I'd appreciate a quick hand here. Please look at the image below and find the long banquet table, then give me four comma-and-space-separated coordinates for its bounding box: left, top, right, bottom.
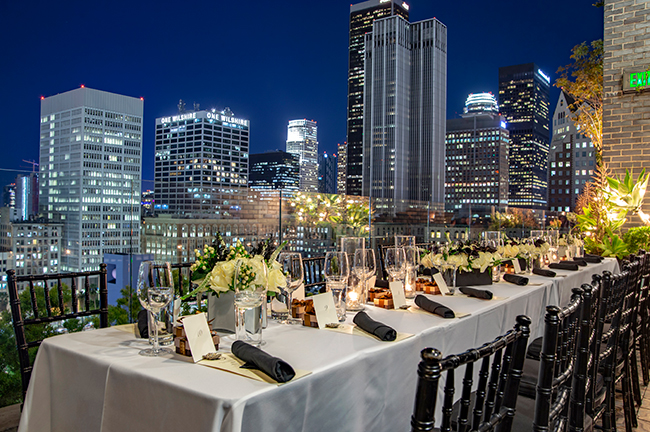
18, 259, 617, 432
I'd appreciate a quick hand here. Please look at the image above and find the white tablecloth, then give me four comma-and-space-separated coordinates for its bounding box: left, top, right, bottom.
19, 259, 617, 432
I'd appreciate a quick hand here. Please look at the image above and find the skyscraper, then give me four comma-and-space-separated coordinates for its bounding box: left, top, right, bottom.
345, 0, 409, 196
548, 91, 596, 212
39, 87, 143, 272
15, 172, 38, 221
337, 142, 347, 195
318, 151, 337, 194
445, 93, 509, 212
362, 15, 447, 213
286, 119, 318, 193
154, 107, 249, 218
249, 151, 299, 192
498, 63, 550, 209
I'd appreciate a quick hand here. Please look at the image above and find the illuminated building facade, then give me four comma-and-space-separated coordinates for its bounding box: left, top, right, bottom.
154, 108, 249, 218
318, 152, 337, 194
3, 183, 15, 208
39, 87, 143, 272
346, 0, 409, 196
548, 91, 596, 212
498, 63, 550, 209
286, 119, 318, 193
337, 142, 347, 195
445, 93, 510, 211
15, 172, 39, 221
362, 15, 447, 214
249, 151, 299, 192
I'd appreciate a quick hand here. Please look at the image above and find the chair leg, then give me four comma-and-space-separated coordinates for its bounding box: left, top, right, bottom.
639, 335, 649, 385
630, 348, 642, 407
622, 362, 637, 432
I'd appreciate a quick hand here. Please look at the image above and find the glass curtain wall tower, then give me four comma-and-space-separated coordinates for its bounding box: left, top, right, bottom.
498, 63, 550, 209
362, 15, 447, 214
39, 87, 143, 272
286, 119, 318, 193
346, 0, 409, 196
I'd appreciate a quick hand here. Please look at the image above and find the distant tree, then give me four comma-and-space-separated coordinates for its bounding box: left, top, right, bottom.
108, 286, 140, 325
555, 39, 604, 164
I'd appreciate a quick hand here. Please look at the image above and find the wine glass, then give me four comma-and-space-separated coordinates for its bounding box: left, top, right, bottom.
276, 252, 304, 324
233, 258, 268, 346
137, 261, 174, 357
384, 247, 406, 283
353, 249, 376, 306
324, 251, 350, 321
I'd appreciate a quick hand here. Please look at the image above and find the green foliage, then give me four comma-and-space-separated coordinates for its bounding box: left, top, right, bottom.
603, 168, 649, 217
555, 39, 603, 164
599, 229, 629, 259
0, 310, 22, 407
108, 286, 140, 325
623, 226, 650, 255
290, 192, 370, 239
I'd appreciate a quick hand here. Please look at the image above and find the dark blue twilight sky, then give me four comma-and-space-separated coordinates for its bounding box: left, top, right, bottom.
0, 0, 603, 194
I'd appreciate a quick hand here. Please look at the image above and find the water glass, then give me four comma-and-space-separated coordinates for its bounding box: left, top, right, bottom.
233, 259, 268, 346
324, 252, 349, 321
482, 231, 503, 249
350, 248, 376, 310
137, 261, 174, 356
403, 246, 419, 298
395, 235, 415, 249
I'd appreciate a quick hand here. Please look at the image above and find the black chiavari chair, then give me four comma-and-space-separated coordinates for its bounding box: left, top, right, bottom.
411, 315, 531, 432
7, 265, 109, 400
302, 256, 326, 294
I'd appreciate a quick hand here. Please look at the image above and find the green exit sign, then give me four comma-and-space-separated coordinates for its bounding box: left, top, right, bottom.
623, 68, 650, 92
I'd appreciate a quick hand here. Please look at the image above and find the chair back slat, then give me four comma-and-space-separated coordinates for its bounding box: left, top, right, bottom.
457, 362, 473, 432
485, 348, 504, 421
71, 277, 78, 313
302, 256, 326, 294
473, 357, 490, 429
7, 264, 108, 400
56, 278, 65, 314
42, 279, 53, 318
171, 262, 194, 297
411, 315, 531, 432
28, 280, 39, 320
84, 276, 91, 312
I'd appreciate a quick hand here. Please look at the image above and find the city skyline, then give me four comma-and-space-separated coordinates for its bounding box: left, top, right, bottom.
0, 0, 603, 195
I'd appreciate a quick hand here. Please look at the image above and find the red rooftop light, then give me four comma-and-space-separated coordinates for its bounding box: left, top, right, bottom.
40, 96, 44, 100
140, 97, 144, 100
81, 84, 85, 88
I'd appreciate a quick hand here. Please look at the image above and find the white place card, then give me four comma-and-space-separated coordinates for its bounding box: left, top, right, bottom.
432, 272, 450, 295
389, 281, 407, 309
311, 292, 340, 329
512, 259, 522, 274
181, 313, 216, 363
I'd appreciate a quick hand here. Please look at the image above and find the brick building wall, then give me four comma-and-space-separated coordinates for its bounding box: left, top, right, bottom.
603, 0, 650, 222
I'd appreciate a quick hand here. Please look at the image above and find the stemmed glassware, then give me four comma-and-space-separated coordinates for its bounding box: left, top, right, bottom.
324, 251, 350, 322
137, 261, 174, 357
276, 252, 304, 324
521, 238, 536, 275
351, 248, 376, 310
384, 247, 407, 287
233, 258, 268, 346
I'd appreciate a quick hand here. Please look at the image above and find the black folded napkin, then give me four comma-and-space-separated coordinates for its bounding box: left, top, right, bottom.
503, 274, 529, 286
582, 255, 602, 264
571, 259, 588, 267
353, 311, 397, 341
414, 295, 455, 318
549, 262, 579, 271
137, 309, 149, 339
458, 286, 493, 300
533, 268, 556, 278
231, 340, 296, 383
375, 279, 389, 289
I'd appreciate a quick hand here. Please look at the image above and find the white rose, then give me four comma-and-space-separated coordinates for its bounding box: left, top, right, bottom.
209, 260, 235, 293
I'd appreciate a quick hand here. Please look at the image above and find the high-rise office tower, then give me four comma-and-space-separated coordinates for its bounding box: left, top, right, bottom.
39, 87, 143, 272
337, 142, 347, 195
286, 119, 318, 193
318, 151, 337, 194
154, 107, 249, 218
15, 172, 38, 220
362, 15, 447, 213
3, 183, 16, 208
345, 0, 409, 196
249, 150, 299, 192
498, 63, 550, 209
548, 91, 596, 212
445, 93, 510, 212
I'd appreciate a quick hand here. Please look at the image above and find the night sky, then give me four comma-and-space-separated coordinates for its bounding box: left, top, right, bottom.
0, 0, 603, 196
